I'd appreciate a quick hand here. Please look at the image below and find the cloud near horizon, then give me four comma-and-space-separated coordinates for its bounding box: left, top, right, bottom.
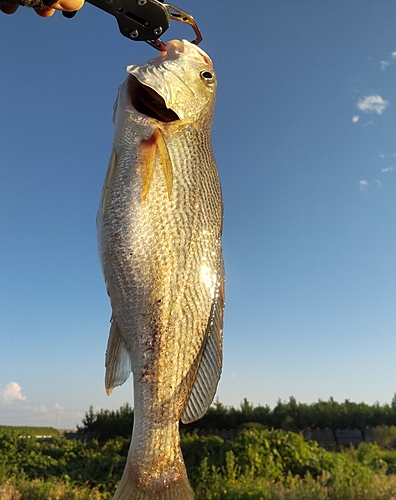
357, 95, 389, 115
0, 381, 83, 428
0, 381, 27, 404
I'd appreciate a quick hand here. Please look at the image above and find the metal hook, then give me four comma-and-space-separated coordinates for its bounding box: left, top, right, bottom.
145, 2, 202, 51
165, 4, 202, 45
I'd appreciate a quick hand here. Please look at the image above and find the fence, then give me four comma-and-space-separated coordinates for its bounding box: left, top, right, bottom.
303, 428, 376, 449
197, 427, 377, 449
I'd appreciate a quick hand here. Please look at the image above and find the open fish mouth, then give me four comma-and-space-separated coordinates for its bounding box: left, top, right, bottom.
128, 75, 179, 123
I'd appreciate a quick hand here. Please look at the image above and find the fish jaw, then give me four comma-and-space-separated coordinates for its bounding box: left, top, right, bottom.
126, 39, 216, 125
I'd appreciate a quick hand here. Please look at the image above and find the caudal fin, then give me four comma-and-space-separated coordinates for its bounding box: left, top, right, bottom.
112, 469, 194, 500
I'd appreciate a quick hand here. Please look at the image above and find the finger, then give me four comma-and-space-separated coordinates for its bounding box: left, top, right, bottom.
34, 6, 55, 16
52, 0, 83, 10
0, 3, 19, 13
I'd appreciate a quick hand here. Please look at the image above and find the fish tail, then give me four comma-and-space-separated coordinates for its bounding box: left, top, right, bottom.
112, 463, 194, 500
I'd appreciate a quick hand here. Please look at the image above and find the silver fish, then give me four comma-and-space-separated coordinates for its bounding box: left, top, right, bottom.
97, 39, 224, 499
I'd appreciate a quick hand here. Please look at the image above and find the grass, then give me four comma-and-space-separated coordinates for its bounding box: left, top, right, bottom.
0, 426, 61, 438
3, 474, 396, 500
0, 479, 109, 500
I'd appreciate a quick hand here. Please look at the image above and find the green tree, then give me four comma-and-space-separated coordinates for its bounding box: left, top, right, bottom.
79, 404, 133, 442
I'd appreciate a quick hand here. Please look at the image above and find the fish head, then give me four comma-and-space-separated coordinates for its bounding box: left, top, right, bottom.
125, 39, 217, 127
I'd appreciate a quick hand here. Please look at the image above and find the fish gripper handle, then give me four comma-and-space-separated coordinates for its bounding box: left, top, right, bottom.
1, 0, 55, 8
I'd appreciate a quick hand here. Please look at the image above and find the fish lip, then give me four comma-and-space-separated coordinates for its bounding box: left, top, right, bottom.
128, 75, 179, 123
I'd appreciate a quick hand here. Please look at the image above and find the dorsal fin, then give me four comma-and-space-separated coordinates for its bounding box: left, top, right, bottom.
105, 316, 132, 395
101, 149, 118, 219
181, 259, 225, 424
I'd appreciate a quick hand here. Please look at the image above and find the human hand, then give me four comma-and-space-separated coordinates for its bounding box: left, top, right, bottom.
0, 0, 83, 17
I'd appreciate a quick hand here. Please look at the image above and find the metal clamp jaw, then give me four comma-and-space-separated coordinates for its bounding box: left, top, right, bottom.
83, 0, 202, 50
3, 0, 202, 47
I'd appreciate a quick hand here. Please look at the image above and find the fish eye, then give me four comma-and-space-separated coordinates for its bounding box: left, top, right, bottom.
200, 70, 214, 84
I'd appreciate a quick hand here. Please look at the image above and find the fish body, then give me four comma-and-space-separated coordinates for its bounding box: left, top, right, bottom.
97, 40, 224, 499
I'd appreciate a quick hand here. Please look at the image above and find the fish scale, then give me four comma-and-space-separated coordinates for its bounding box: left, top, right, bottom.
97, 39, 224, 499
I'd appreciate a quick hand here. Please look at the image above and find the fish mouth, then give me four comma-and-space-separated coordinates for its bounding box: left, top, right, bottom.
128, 75, 179, 123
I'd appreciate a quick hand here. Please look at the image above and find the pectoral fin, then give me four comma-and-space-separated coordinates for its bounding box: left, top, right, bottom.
138, 129, 173, 202
105, 316, 132, 395
181, 258, 225, 424
153, 128, 173, 199
138, 135, 156, 203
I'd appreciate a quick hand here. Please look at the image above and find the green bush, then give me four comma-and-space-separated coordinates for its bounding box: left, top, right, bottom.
373, 425, 396, 449
3, 421, 396, 499
0, 430, 127, 493
183, 429, 396, 500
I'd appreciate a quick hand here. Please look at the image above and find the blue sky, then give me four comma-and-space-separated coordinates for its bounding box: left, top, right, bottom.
1, 1, 396, 429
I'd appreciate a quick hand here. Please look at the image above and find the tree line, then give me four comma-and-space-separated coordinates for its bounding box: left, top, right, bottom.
78, 396, 396, 442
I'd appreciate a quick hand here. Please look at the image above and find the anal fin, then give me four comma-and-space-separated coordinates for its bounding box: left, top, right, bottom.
105, 315, 132, 395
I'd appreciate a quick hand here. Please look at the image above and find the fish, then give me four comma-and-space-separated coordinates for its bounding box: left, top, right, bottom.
97, 39, 225, 500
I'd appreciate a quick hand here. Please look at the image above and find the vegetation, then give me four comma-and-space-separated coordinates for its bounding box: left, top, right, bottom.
3, 398, 396, 499
0, 426, 60, 438
78, 404, 133, 443
2, 427, 396, 499
190, 396, 396, 432
0, 428, 127, 494
78, 397, 396, 442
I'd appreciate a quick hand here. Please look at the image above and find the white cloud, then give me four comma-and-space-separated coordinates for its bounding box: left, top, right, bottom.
0, 383, 83, 428
382, 166, 394, 173
378, 152, 385, 159
375, 179, 382, 188
0, 382, 26, 404
357, 95, 389, 115
359, 180, 368, 191
352, 115, 360, 123
392, 51, 396, 58
380, 60, 390, 71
